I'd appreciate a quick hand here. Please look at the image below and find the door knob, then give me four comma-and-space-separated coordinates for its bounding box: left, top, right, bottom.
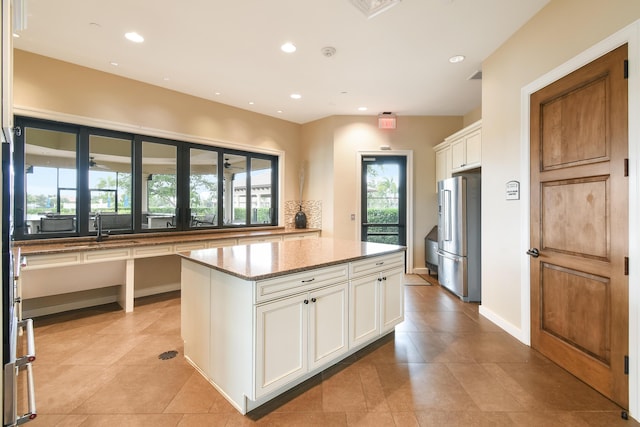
526, 248, 540, 258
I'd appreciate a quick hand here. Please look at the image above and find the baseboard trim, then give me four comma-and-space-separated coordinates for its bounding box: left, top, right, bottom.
23, 295, 119, 319
134, 283, 181, 299
478, 305, 529, 345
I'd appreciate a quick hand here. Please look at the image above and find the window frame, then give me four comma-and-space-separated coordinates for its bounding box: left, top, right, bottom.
13, 116, 280, 240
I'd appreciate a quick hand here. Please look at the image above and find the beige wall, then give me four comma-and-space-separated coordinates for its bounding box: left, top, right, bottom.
13, 50, 465, 270
463, 106, 481, 127
13, 50, 303, 204
301, 115, 462, 269
481, 0, 640, 329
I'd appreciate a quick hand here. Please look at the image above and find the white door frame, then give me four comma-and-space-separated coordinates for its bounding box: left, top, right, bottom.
356, 150, 414, 273
519, 20, 640, 417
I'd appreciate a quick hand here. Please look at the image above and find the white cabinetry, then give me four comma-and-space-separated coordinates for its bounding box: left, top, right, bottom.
433, 142, 451, 191
180, 247, 405, 414
255, 281, 348, 398
450, 126, 481, 172
434, 120, 482, 187
349, 252, 404, 348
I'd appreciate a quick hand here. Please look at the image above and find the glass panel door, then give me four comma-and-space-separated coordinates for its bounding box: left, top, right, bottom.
361, 156, 406, 246
250, 158, 273, 225
89, 134, 132, 233
142, 140, 177, 230
189, 147, 218, 228
222, 154, 247, 225
23, 127, 77, 235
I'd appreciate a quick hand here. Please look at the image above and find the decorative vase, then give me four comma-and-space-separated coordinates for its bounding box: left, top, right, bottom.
294, 205, 307, 229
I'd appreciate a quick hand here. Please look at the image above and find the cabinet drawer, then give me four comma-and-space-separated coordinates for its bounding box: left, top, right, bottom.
283, 233, 319, 241
256, 264, 348, 303
238, 236, 282, 245
350, 252, 404, 278
22, 252, 82, 270
174, 242, 207, 252
206, 239, 237, 248
84, 248, 131, 263
133, 244, 173, 258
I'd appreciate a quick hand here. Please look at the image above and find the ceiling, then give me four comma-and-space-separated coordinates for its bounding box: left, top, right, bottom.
12, 0, 550, 124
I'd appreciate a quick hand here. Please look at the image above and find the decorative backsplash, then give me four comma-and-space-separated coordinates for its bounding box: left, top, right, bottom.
284, 200, 322, 230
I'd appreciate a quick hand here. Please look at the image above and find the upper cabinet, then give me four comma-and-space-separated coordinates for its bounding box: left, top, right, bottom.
434, 120, 481, 189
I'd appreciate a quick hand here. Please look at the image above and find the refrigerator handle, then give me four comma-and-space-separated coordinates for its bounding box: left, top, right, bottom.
443, 189, 451, 242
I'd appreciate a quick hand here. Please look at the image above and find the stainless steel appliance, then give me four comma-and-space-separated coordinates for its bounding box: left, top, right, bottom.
437, 174, 481, 302
2, 126, 37, 426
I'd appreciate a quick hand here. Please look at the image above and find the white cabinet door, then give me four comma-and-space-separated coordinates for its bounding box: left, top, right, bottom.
465, 130, 482, 168
380, 267, 404, 334
435, 146, 451, 189
450, 138, 466, 171
255, 294, 307, 398
451, 129, 482, 172
349, 275, 380, 348
308, 282, 348, 370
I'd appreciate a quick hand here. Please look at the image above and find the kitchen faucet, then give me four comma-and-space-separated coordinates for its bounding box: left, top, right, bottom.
95, 213, 109, 242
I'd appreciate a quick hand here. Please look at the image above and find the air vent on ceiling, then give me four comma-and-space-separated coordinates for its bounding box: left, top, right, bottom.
468, 70, 483, 80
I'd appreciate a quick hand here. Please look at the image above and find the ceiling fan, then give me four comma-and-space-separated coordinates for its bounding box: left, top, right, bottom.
223, 158, 244, 171
89, 156, 109, 170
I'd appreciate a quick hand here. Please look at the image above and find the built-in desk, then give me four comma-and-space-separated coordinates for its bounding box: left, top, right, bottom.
15, 228, 320, 318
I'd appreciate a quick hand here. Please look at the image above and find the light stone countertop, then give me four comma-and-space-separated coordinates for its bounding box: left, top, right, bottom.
178, 237, 406, 281
15, 227, 321, 255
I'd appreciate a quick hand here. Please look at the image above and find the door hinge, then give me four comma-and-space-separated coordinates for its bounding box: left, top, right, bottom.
624, 158, 629, 177
13, 126, 22, 137
624, 59, 629, 79
624, 355, 629, 375
625, 257, 629, 276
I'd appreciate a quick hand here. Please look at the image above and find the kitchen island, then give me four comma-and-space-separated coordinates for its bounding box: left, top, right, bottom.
178, 237, 406, 414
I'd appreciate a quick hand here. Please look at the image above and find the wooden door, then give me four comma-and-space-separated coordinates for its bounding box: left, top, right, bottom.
530, 44, 628, 407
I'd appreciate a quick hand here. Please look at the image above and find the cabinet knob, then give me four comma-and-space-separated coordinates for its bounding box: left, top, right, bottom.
311, 297, 317, 303
303, 299, 309, 304
382, 277, 387, 281
377, 278, 382, 282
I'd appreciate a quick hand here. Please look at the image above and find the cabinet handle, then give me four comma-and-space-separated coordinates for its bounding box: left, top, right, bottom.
301, 278, 315, 283
375, 262, 384, 266
303, 299, 309, 304
311, 298, 317, 303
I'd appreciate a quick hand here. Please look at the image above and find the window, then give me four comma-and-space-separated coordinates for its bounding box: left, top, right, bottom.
13, 117, 279, 240
89, 133, 133, 232
189, 147, 218, 228
19, 125, 78, 235
142, 139, 178, 230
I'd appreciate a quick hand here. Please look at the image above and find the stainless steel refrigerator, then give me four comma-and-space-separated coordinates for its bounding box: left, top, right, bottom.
437, 174, 481, 302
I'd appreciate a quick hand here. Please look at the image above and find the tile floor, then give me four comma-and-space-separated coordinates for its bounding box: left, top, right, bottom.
19, 275, 638, 426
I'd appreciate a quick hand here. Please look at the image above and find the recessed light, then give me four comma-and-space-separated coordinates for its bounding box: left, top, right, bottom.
449, 55, 465, 63
125, 32, 144, 43
290, 93, 302, 100
214, 92, 221, 96
277, 110, 284, 114
249, 101, 255, 105
281, 42, 296, 53
163, 77, 170, 81
12, 33, 19, 38
110, 61, 119, 67
358, 107, 368, 111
